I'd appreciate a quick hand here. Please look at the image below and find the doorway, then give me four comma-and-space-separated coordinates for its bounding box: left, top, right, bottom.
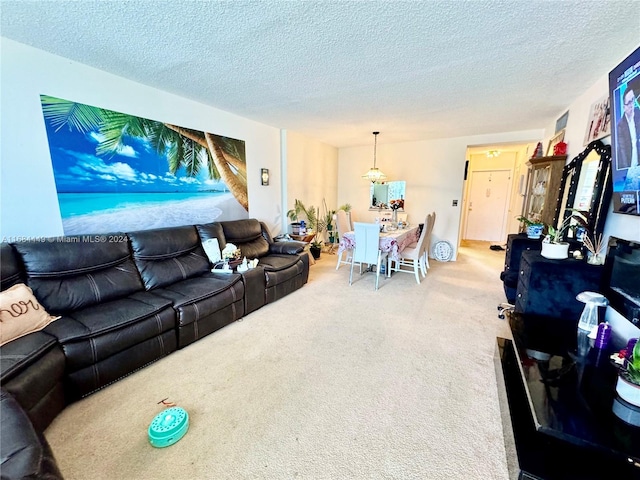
459, 142, 537, 247
464, 169, 512, 242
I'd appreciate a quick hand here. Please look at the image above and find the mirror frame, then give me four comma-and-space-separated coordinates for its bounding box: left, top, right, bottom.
552, 139, 612, 242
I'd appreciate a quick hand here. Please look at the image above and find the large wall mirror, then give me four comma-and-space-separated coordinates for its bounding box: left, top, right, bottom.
369, 180, 406, 210
552, 140, 612, 241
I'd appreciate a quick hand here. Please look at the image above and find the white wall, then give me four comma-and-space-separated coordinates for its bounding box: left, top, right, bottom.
338, 130, 542, 259
542, 56, 640, 245
0, 38, 284, 237
283, 130, 339, 234
542, 52, 640, 341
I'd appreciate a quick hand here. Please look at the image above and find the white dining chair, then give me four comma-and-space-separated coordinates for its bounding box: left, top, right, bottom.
423, 211, 436, 270
347, 210, 355, 231
349, 222, 389, 290
406, 211, 435, 271
390, 214, 431, 284
335, 209, 353, 270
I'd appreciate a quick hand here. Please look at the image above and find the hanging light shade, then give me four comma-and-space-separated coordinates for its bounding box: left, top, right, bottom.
362, 131, 386, 183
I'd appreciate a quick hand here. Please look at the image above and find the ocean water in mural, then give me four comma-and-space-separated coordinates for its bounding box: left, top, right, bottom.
40, 95, 248, 234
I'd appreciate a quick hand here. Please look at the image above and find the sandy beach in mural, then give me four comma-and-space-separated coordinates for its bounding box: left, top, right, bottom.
62, 194, 248, 234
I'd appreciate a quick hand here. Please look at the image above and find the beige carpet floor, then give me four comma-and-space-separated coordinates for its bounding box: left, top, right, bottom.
45, 240, 514, 480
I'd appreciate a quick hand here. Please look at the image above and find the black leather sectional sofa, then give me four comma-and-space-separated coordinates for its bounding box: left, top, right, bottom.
0, 219, 309, 479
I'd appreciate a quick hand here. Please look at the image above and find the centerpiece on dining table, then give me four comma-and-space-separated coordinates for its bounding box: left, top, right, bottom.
389, 198, 404, 226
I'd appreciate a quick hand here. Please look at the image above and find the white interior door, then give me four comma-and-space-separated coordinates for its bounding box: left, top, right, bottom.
464, 169, 512, 241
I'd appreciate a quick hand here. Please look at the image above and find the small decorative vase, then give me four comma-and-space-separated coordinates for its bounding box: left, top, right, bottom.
541, 242, 569, 259
587, 252, 605, 265
526, 224, 543, 239
392, 209, 398, 225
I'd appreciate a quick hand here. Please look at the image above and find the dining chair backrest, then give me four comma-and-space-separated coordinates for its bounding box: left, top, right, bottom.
353, 222, 382, 265
422, 212, 436, 256
412, 214, 430, 255
336, 210, 351, 237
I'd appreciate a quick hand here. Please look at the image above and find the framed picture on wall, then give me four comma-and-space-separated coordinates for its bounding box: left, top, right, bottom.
555, 111, 569, 133
583, 95, 611, 146
546, 130, 565, 156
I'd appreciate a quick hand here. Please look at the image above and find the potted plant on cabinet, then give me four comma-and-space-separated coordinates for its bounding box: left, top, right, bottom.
616, 338, 640, 411
516, 215, 544, 239
287, 199, 318, 241
541, 210, 588, 260
287, 199, 332, 259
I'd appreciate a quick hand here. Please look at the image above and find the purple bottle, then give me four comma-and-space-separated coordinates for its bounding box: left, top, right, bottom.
626, 338, 638, 359
594, 322, 611, 349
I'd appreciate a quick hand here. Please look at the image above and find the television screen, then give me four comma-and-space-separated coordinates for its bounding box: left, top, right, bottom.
609, 45, 640, 216
603, 236, 640, 327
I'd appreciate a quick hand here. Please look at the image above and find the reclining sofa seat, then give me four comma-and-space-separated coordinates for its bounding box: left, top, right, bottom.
12, 236, 178, 401
196, 219, 310, 305
127, 225, 245, 349
0, 244, 66, 432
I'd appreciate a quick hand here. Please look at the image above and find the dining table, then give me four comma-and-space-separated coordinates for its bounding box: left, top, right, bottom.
337, 224, 419, 262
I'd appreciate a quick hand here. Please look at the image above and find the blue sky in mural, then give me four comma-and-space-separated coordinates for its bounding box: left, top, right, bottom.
44, 120, 224, 193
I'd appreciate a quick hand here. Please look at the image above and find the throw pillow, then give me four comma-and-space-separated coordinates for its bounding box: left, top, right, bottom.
0, 283, 60, 346
202, 238, 222, 264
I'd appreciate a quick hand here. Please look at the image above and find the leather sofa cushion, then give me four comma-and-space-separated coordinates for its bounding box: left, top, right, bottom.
0, 389, 63, 480
128, 226, 210, 290
196, 222, 226, 250
0, 331, 59, 383
262, 256, 305, 289
44, 291, 174, 343
269, 241, 306, 255
1, 243, 24, 290
219, 219, 270, 259
46, 293, 176, 373
13, 238, 144, 313
151, 274, 244, 323
259, 254, 303, 272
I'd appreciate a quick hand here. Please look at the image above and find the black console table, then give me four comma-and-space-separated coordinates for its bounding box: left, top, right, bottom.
514, 251, 604, 319
497, 313, 640, 479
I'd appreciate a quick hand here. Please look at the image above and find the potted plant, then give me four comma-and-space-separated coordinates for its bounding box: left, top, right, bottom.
287, 199, 329, 259
541, 210, 588, 260
324, 204, 337, 244
286, 204, 303, 235
616, 338, 640, 408
516, 215, 544, 239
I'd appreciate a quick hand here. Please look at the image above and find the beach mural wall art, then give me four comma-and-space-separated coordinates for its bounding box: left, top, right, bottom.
40, 95, 249, 235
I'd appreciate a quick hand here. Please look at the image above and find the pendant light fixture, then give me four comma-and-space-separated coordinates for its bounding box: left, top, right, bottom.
362, 131, 386, 183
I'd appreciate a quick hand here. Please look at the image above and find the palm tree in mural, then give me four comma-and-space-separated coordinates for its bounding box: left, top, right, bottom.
40, 95, 248, 210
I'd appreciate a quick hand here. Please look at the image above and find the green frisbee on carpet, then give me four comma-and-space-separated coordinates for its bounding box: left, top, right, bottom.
148, 407, 189, 448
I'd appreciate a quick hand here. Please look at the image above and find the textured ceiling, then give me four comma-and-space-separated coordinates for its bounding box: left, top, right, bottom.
1, 1, 639, 148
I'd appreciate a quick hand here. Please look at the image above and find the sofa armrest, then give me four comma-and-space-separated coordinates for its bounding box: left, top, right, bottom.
1, 389, 63, 479
269, 241, 307, 255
